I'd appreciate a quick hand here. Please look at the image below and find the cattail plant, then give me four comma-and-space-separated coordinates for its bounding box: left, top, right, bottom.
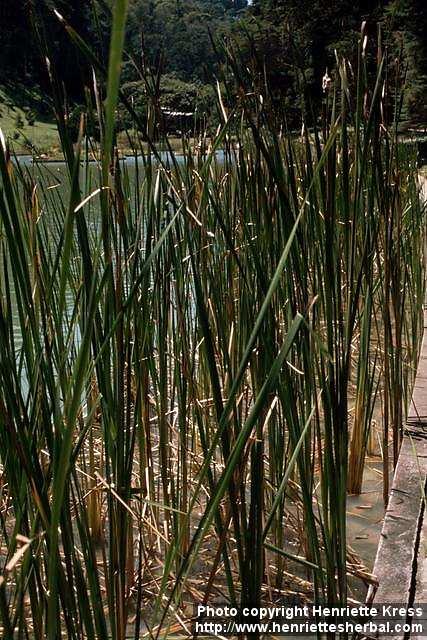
0, 5, 425, 640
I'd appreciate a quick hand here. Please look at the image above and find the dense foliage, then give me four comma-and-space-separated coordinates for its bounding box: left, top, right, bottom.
0, 0, 426, 130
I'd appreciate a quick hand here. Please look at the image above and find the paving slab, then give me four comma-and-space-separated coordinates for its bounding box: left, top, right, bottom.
369, 310, 427, 639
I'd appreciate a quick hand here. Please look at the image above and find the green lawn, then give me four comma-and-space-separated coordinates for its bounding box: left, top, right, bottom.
0, 86, 202, 159
0, 86, 60, 156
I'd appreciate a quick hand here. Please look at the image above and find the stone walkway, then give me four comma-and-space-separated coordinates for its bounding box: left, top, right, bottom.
369, 175, 427, 638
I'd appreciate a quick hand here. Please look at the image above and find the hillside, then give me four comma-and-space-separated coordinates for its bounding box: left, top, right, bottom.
0, 0, 426, 156
0, 86, 59, 156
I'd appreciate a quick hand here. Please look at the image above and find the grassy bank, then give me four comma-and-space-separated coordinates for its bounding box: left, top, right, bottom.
0, 86, 60, 157
0, 86, 198, 159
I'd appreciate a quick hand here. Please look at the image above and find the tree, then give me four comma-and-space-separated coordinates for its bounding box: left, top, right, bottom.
385, 0, 427, 125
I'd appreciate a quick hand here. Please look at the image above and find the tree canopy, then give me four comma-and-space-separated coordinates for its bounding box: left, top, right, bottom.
0, 0, 425, 127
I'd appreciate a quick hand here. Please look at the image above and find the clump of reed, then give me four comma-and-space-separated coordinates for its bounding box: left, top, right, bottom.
0, 7, 425, 640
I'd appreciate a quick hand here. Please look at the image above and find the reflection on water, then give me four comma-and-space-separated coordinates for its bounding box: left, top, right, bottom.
15, 148, 226, 167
